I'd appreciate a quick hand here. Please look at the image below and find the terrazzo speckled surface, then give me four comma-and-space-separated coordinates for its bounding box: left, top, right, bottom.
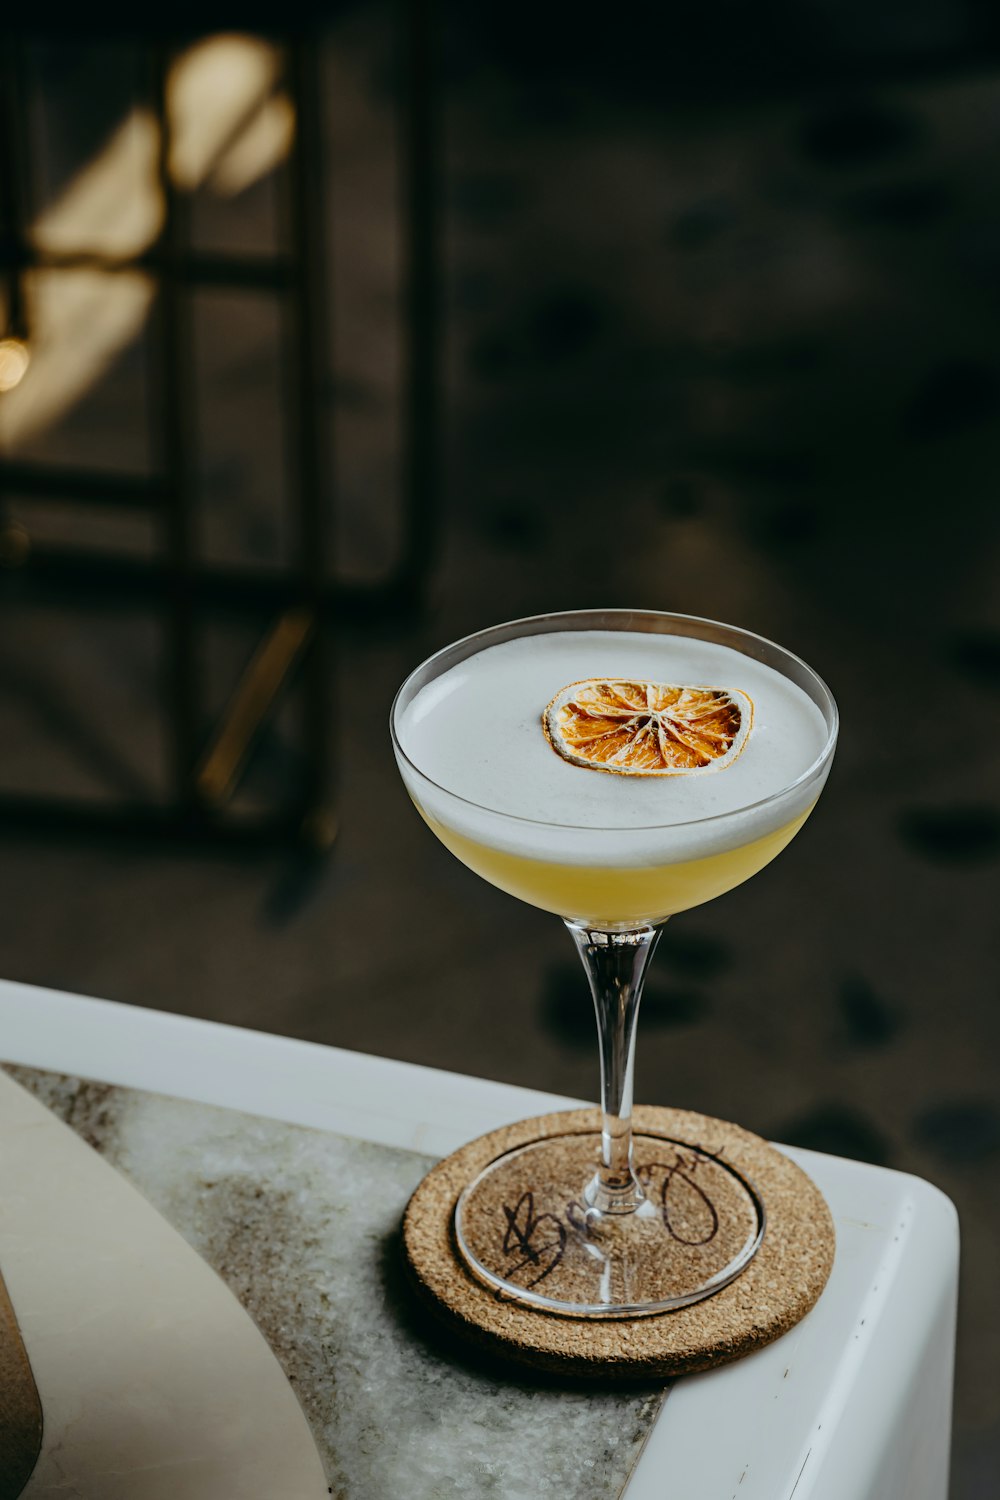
3, 1064, 666, 1500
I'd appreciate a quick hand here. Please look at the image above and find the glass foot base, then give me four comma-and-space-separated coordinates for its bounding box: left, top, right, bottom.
454, 1131, 764, 1318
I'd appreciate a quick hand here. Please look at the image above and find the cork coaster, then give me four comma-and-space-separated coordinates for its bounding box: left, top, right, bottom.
402, 1106, 835, 1379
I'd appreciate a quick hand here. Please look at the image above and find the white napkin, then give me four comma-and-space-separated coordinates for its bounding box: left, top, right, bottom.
0, 1070, 329, 1500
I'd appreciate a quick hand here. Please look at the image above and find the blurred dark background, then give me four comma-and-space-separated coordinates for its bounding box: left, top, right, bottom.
1, 5, 998, 1494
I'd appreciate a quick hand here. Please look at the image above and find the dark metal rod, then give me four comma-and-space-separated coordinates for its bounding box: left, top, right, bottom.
0, 792, 313, 849
397, 0, 439, 608
0, 545, 407, 620
0, 244, 296, 292
150, 42, 202, 812
0, 462, 164, 507
285, 38, 334, 838
0, 35, 32, 341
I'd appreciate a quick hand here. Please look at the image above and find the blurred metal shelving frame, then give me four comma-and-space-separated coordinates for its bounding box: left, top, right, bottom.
0, 8, 438, 849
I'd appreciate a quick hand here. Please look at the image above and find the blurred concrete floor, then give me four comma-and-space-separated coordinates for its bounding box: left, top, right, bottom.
0, 15, 998, 1496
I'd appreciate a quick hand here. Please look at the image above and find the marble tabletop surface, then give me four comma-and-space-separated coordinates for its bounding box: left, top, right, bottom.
4, 1061, 663, 1499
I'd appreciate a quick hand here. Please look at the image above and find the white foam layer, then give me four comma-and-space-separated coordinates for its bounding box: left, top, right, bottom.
396, 630, 832, 866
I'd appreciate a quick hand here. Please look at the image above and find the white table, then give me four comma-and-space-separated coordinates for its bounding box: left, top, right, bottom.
1, 978, 958, 1500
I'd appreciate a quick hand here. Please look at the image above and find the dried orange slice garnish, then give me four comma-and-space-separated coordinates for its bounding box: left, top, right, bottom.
543, 678, 753, 776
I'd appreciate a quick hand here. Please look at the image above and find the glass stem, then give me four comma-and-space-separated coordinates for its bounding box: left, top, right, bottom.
565, 919, 663, 1215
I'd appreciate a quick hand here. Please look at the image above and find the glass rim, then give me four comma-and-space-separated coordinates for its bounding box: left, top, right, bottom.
389, 608, 839, 834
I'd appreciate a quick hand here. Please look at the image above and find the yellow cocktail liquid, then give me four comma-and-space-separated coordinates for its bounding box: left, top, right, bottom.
420, 807, 813, 925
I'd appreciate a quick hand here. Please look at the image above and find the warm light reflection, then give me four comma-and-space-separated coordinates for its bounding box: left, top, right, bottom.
0, 338, 31, 393
0, 270, 155, 448
1, 109, 162, 446
211, 93, 296, 197
31, 110, 163, 258
0, 35, 295, 452
167, 35, 282, 191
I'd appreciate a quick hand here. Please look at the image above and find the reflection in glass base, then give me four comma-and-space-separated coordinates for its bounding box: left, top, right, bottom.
454, 1132, 765, 1318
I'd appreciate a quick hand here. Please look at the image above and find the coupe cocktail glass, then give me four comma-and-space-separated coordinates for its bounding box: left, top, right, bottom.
391, 610, 837, 1317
